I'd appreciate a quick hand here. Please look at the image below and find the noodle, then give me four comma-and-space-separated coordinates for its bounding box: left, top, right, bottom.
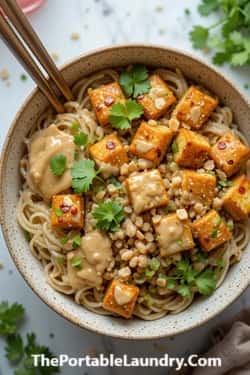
16, 67, 250, 320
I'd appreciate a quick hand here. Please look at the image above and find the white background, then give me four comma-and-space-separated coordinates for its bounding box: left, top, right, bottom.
0, 1, 249, 374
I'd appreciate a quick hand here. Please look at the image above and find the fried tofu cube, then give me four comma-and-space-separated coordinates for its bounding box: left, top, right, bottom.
154, 213, 194, 256
222, 175, 250, 220
173, 86, 218, 129
210, 132, 250, 177
173, 128, 211, 168
137, 75, 176, 120
103, 280, 139, 318
130, 121, 173, 164
192, 210, 232, 252
125, 170, 168, 214
182, 170, 216, 207
89, 133, 128, 173
88, 82, 125, 126
51, 194, 84, 229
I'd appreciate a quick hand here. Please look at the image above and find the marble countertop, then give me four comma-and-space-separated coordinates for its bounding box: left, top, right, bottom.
0, 1, 249, 374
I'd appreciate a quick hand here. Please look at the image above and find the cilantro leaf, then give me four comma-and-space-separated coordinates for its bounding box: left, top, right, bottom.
149, 257, 161, 271
0, 302, 24, 336
109, 100, 144, 130
92, 200, 125, 232
72, 235, 81, 249
166, 278, 177, 290
190, 26, 209, 49
50, 154, 67, 176
195, 268, 216, 295
71, 159, 98, 193
119, 64, 151, 98
74, 132, 88, 147
5, 334, 23, 363
198, 0, 220, 16
178, 284, 191, 298
71, 255, 83, 268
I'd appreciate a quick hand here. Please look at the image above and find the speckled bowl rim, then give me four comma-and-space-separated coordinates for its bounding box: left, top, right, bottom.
0, 44, 250, 340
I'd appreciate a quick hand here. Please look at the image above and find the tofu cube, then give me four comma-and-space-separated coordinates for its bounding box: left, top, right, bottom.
130, 121, 173, 164
51, 194, 84, 229
103, 280, 139, 318
125, 170, 169, 214
192, 210, 232, 252
172, 86, 218, 129
88, 82, 125, 126
222, 175, 250, 220
89, 133, 128, 169
154, 213, 194, 256
137, 74, 176, 120
182, 170, 216, 207
210, 132, 250, 177
173, 128, 211, 168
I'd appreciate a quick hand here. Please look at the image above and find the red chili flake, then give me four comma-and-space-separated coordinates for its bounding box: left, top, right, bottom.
96, 104, 103, 112
227, 159, 234, 165
104, 97, 114, 106
71, 207, 78, 215
106, 140, 116, 150
217, 141, 227, 150
60, 204, 70, 213
58, 217, 63, 223
238, 186, 246, 194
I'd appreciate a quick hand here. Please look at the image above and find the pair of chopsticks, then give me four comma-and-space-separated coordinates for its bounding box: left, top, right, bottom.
0, 0, 73, 113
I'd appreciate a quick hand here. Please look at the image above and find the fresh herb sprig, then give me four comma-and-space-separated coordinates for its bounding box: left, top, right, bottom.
190, 0, 250, 67
119, 64, 151, 97
71, 159, 99, 193
50, 154, 67, 176
92, 200, 125, 232
109, 100, 144, 130
0, 301, 59, 374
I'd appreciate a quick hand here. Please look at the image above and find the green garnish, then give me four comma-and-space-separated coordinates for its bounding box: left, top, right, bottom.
0, 301, 59, 374
195, 268, 216, 295
70, 122, 80, 134
109, 100, 144, 130
54, 207, 63, 217
215, 217, 222, 227
149, 257, 161, 272
108, 176, 123, 190
196, 250, 208, 262
72, 235, 81, 249
71, 159, 98, 193
217, 258, 225, 268
227, 219, 234, 231
74, 132, 88, 147
171, 141, 179, 154
176, 239, 183, 246
218, 180, 233, 188
190, 0, 250, 67
177, 284, 191, 298
145, 269, 155, 279
166, 278, 177, 290
119, 64, 151, 97
71, 255, 82, 268
50, 154, 67, 176
60, 237, 68, 245
20, 73, 27, 81
92, 200, 125, 232
211, 229, 218, 238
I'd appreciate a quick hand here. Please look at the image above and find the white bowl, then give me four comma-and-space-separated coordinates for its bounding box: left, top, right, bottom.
1, 45, 250, 339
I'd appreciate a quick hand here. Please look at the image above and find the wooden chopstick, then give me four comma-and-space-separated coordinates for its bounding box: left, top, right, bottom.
1, 0, 73, 102
0, 0, 73, 113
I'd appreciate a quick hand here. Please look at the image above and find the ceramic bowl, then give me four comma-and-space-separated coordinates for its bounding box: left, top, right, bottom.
1, 45, 250, 339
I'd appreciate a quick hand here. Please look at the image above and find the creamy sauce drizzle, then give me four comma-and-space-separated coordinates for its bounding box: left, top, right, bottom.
29, 124, 75, 200
114, 285, 134, 305
157, 216, 184, 256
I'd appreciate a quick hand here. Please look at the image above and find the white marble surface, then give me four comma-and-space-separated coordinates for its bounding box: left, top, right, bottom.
0, 0, 249, 374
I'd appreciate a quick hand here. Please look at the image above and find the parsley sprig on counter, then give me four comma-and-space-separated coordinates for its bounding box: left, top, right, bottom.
109, 99, 144, 130
119, 64, 151, 97
92, 200, 125, 232
190, 0, 250, 67
0, 301, 59, 374
71, 159, 99, 193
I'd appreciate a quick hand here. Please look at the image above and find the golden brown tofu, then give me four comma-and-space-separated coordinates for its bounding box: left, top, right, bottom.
125, 170, 169, 214
88, 82, 125, 126
210, 132, 250, 177
173, 86, 218, 129
51, 194, 84, 229
173, 128, 211, 168
192, 210, 232, 252
222, 175, 250, 220
89, 133, 128, 168
129, 121, 173, 164
103, 280, 139, 318
182, 170, 216, 207
154, 213, 194, 256
137, 75, 176, 120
